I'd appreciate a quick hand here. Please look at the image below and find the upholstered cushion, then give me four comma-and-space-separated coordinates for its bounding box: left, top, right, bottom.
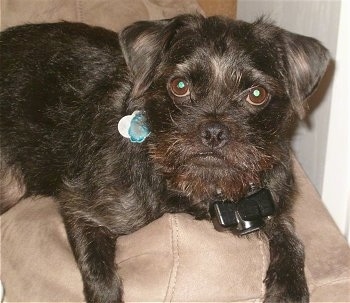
1, 160, 349, 302
0, 0, 204, 32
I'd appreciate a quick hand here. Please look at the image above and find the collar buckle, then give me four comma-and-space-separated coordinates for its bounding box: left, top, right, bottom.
211, 188, 275, 235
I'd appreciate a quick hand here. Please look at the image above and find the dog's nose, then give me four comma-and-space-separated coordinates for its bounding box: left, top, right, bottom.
200, 122, 229, 149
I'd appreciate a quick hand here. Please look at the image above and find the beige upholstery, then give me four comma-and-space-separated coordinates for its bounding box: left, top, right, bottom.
1, 0, 204, 31
1, 160, 350, 302
1, 0, 350, 302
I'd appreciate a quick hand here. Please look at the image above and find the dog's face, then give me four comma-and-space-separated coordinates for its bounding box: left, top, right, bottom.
119, 15, 329, 202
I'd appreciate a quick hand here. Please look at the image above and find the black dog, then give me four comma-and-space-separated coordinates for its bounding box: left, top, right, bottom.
0, 14, 329, 302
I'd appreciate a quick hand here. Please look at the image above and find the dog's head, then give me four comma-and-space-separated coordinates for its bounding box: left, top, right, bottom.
119, 14, 329, 202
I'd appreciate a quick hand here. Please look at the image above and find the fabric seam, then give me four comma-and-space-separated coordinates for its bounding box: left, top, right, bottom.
258, 235, 267, 300
75, 0, 84, 22
164, 214, 180, 302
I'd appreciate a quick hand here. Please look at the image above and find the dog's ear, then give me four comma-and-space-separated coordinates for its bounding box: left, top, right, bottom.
119, 19, 173, 97
119, 16, 188, 97
281, 32, 330, 118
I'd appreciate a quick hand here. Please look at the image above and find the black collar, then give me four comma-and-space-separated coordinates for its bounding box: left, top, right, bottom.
210, 188, 275, 235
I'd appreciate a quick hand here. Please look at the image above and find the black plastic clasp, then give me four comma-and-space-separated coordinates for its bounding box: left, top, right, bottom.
212, 188, 275, 235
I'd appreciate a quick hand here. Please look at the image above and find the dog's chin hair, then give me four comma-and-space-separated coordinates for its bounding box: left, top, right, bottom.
149, 139, 275, 202
166, 161, 271, 202
167, 168, 255, 201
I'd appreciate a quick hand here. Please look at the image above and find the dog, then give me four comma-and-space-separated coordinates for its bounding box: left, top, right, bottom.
0, 14, 329, 302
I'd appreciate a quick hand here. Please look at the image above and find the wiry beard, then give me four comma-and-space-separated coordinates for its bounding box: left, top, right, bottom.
148, 132, 276, 202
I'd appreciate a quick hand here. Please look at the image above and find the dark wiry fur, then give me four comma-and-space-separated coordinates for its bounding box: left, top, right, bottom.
0, 14, 329, 302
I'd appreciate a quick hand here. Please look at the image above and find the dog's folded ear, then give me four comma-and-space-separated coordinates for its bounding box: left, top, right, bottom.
119, 19, 170, 97
282, 32, 330, 118
119, 15, 197, 98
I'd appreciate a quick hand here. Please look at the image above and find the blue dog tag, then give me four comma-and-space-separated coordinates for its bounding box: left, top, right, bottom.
118, 111, 150, 143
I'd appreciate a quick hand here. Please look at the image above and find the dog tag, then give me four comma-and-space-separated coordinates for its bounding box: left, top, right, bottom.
118, 111, 150, 143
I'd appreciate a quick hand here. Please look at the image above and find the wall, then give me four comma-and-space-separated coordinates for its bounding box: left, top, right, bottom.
198, 0, 236, 18
322, 0, 350, 243
237, 0, 348, 238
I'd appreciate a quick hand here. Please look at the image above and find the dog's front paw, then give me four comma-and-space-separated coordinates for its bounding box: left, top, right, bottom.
84, 279, 124, 303
264, 271, 309, 303
85, 289, 123, 303
264, 290, 308, 303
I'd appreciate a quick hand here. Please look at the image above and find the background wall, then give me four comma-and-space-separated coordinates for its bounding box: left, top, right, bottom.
322, 0, 349, 243
237, 0, 349, 241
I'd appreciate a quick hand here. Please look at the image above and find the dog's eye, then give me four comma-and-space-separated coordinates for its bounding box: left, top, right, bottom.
170, 78, 190, 97
246, 86, 269, 106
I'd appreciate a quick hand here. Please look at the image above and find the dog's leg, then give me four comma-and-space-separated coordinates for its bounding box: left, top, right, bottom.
263, 217, 309, 303
59, 190, 123, 303
62, 212, 122, 303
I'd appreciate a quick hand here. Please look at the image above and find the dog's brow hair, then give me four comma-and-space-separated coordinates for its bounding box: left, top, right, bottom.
232, 70, 242, 88
210, 56, 227, 81
175, 62, 191, 74
210, 56, 242, 89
